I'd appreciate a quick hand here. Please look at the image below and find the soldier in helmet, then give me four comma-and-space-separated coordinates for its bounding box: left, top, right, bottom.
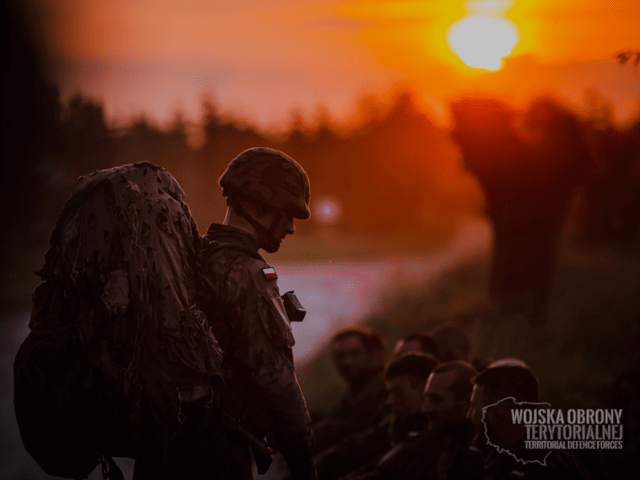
199, 148, 316, 479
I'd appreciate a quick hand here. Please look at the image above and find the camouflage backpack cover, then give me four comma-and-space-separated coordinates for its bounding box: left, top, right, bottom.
14, 162, 223, 479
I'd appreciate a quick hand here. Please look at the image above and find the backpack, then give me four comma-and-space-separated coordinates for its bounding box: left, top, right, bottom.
14, 162, 224, 479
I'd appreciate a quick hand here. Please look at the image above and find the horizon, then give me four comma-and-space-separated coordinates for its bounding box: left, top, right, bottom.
32, 0, 640, 131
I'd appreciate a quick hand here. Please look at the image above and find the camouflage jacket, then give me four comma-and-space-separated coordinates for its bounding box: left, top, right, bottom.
199, 223, 316, 480
314, 369, 389, 453
316, 412, 428, 480
334, 368, 388, 418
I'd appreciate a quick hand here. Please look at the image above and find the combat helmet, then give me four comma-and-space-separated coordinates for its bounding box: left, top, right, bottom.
219, 147, 310, 219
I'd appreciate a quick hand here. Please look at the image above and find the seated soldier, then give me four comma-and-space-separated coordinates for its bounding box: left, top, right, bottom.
316, 352, 438, 480
313, 324, 389, 453
342, 361, 483, 480
468, 359, 591, 480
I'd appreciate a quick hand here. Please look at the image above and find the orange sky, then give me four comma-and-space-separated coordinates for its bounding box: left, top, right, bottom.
36, 0, 640, 129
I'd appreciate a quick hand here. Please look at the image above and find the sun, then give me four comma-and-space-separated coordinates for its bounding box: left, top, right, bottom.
446, 15, 520, 71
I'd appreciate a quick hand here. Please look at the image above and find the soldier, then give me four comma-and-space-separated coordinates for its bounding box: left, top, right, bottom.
313, 324, 389, 453
386, 352, 439, 421
468, 359, 590, 480
316, 352, 438, 480
199, 147, 316, 479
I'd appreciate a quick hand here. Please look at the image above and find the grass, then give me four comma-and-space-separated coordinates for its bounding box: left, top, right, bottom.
298, 245, 640, 412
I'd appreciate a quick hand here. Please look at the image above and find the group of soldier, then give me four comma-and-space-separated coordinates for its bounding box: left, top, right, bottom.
299, 324, 591, 480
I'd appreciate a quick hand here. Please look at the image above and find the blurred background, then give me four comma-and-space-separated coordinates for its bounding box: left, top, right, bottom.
1, 0, 639, 478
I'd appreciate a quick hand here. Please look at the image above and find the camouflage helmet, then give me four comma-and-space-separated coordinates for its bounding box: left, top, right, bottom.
219, 147, 310, 219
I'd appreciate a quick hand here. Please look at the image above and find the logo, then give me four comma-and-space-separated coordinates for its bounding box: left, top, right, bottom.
481, 398, 623, 466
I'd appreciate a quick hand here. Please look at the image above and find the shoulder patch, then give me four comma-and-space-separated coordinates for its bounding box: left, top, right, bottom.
262, 267, 278, 280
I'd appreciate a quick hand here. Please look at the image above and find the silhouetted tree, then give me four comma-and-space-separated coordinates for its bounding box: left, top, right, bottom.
450, 97, 590, 325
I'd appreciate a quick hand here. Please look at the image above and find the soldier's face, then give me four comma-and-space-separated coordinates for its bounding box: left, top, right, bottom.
421, 372, 468, 431
331, 334, 372, 384
259, 210, 296, 253
275, 213, 296, 241
385, 374, 426, 417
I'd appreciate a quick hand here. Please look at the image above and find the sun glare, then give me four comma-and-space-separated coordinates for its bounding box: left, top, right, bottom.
446, 15, 520, 71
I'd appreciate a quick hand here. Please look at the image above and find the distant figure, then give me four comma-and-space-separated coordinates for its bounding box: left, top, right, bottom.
468, 359, 590, 479
393, 332, 441, 359
316, 352, 438, 480
450, 98, 589, 325
313, 324, 389, 453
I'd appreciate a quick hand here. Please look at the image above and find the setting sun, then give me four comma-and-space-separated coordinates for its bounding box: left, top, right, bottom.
446, 15, 520, 71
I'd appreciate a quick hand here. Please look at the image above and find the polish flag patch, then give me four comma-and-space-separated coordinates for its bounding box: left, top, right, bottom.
262, 267, 278, 280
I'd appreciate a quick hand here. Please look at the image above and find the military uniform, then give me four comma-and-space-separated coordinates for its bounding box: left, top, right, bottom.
316, 412, 427, 480
334, 369, 388, 416
200, 223, 315, 480
313, 368, 389, 454
342, 419, 483, 480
